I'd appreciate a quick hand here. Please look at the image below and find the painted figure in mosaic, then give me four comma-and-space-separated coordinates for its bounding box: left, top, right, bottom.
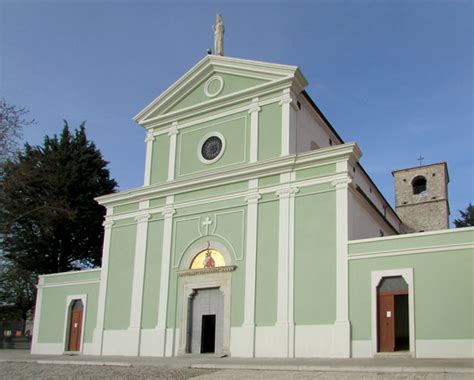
203, 250, 215, 268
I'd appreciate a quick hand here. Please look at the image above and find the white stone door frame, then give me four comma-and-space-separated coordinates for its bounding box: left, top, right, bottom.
370, 268, 415, 357
178, 271, 233, 355
62, 294, 87, 354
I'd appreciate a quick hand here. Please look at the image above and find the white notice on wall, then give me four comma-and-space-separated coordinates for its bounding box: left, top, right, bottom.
386, 311, 392, 318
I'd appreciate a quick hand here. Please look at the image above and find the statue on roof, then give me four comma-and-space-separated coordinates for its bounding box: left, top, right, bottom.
213, 14, 225, 56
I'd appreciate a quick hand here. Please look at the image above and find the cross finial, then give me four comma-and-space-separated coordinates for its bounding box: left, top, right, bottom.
417, 155, 424, 166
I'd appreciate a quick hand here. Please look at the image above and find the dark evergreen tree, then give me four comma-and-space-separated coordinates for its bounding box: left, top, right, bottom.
453, 203, 474, 228
0, 122, 117, 274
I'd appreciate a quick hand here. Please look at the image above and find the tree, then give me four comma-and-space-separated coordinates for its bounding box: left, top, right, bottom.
0, 122, 117, 274
0, 99, 36, 162
453, 203, 474, 228
0, 264, 36, 331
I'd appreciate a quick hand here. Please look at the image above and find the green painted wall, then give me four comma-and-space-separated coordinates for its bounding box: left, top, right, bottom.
42, 269, 100, 285
176, 99, 249, 127
349, 247, 473, 340
150, 134, 170, 185
166, 270, 179, 329
141, 219, 164, 328
297, 183, 333, 196
168, 73, 267, 113
175, 181, 247, 203
294, 190, 337, 324
231, 262, 245, 327
150, 197, 166, 208
38, 282, 99, 344
259, 174, 280, 188
176, 112, 249, 177
173, 216, 202, 268
296, 163, 336, 180
104, 222, 137, 330
113, 202, 139, 214
175, 198, 244, 218
258, 103, 282, 161
165, 204, 246, 328
255, 200, 279, 325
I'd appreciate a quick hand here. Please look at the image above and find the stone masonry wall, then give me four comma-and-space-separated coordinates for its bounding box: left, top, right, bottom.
393, 163, 449, 232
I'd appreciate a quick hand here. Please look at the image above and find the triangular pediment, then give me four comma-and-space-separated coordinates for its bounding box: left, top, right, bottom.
134, 55, 307, 126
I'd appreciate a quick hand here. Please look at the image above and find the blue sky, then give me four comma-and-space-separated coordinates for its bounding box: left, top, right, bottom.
1, 0, 472, 224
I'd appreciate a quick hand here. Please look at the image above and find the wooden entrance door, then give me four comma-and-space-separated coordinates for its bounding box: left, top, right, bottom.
377, 290, 410, 352
67, 300, 84, 351
377, 294, 395, 352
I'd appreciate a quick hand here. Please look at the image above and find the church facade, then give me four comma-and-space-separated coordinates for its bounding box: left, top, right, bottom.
31, 55, 473, 359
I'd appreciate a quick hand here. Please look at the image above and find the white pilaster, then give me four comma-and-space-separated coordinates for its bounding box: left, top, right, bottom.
167, 122, 179, 181
92, 210, 114, 355
279, 89, 297, 156
248, 98, 261, 163
276, 186, 298, 357
128, 200, 151, 356
332, 162, 352, 358
30, 276, 44, 354
144, 131, 155, 186
288, 186, 296, 358
241, 190, 261, 357
155, 196, 175, 356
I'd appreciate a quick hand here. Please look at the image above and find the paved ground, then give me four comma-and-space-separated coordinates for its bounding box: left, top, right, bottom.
1, 350, 473, 379
195, 370, 474, 379
0, 361, 215, 379
1, 362, 473, 380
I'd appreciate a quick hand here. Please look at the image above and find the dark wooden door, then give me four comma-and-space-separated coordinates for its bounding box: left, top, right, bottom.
378, 294, 395, 352
67, 301, 83, 351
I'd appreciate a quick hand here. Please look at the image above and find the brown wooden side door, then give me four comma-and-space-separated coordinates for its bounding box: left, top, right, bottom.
377, 294, 395, 352
67, 304, 83, 351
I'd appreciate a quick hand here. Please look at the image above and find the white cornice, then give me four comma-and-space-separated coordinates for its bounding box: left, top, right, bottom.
348, 225, 474, 244
151, 95, 280, 133
104, 172, 346, 222
39, 268, 101, 279
134, 55, 308, 126
140, 77, 293, 128
95, 143, 361, 207
348, 242, 474, 260
38, 279, 101, 289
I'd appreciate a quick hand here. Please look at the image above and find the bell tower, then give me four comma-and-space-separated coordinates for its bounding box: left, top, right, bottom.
392, 162, 450, 233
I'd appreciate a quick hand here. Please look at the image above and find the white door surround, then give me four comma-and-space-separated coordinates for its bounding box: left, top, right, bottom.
371, 268, 415, 357
177, 241, 235, 356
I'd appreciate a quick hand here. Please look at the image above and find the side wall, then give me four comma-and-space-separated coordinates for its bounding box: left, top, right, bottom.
31, 269, 100, 355
348, 227, 474, 358
349, 190, 396, 240
295, 96, 400, 237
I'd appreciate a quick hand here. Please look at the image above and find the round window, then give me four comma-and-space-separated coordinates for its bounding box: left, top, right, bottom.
201, 135, 223, 161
